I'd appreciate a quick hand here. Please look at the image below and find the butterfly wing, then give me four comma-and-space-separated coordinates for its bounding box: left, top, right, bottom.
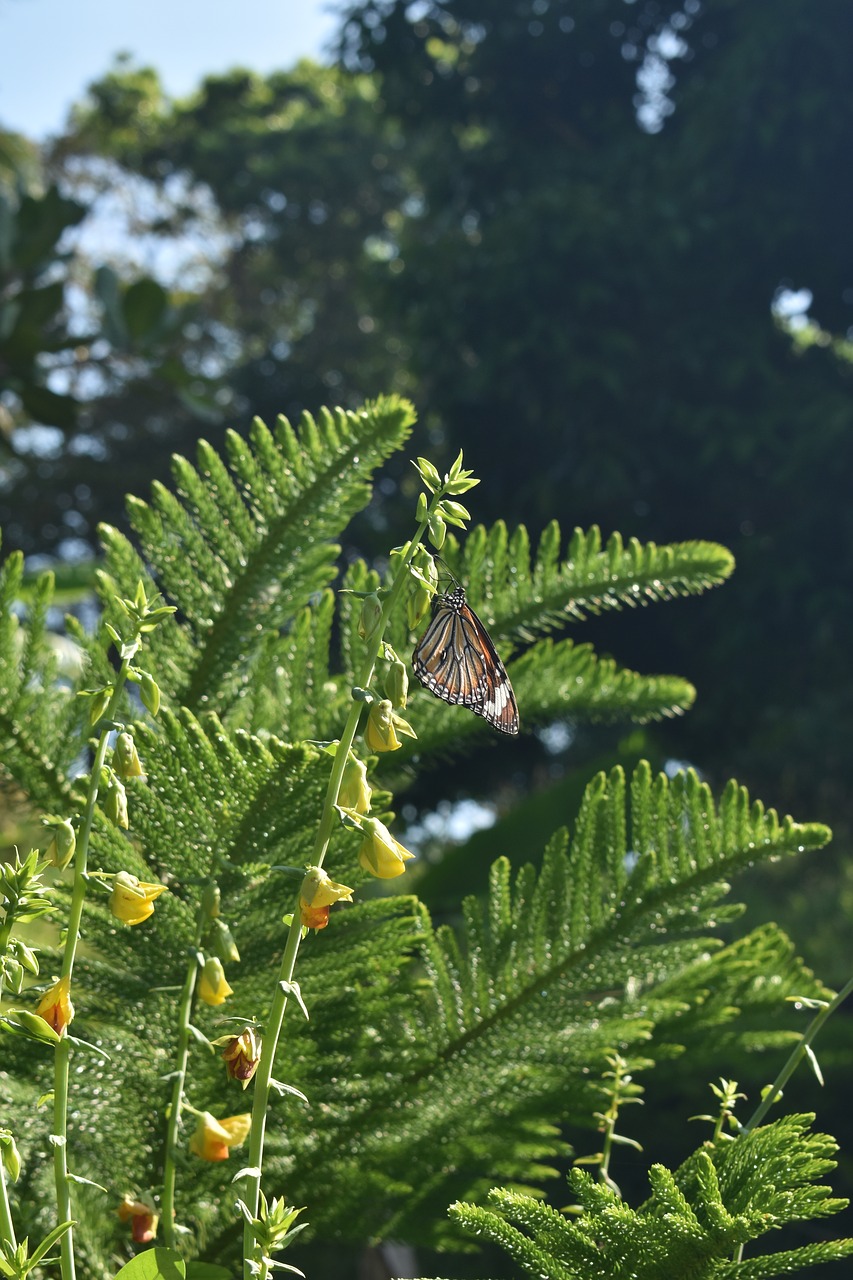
412, 587, 519, 735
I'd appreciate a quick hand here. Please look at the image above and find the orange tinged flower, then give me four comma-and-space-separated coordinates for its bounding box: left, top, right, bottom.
189, 1111, 251, 1162
300, 902, 330, 929
218, 1028, 262, 1088
35, 975, 74, 1036
117, 1194, 159, 1243
299, 866, 354, 930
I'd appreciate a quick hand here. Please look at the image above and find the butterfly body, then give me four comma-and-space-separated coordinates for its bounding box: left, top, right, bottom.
412, 585, 519, 735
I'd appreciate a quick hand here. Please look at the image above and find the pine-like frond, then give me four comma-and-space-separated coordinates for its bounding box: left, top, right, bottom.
331, 521, 730, 752
0, 549, 87, 813
220, 765, 829, 1252
439, 521, 735, 644
90, 396, 415, 715
444, 1115, 853, 1279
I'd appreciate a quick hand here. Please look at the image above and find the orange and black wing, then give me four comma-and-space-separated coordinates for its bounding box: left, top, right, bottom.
412, 586, 519, 735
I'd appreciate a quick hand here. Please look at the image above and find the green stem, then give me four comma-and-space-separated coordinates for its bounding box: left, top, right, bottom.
0, 911, 15, 1247
0, 1159, 15, 1254
0, 914, 12, 984
731, 976, 853, 1264
742, 976, 853, 1135
161, 911, 206, 1249
53, 660, 131, 1280
241, 505, 437, 1277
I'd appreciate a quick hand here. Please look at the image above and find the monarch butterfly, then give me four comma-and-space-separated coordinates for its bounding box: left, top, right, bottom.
412, 584, 519, 735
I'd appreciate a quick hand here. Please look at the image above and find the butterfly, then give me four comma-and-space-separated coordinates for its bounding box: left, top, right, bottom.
412, 584, 519, 735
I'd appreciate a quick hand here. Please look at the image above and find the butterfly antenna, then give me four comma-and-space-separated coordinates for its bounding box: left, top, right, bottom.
434, 554, 462, 591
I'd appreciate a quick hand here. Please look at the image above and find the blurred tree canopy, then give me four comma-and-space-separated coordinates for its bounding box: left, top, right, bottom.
1, 1, 852, 967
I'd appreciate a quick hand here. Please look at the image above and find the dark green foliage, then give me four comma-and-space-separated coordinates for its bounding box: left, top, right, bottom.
0, 405, 846, 1277
0, 186, 84, 431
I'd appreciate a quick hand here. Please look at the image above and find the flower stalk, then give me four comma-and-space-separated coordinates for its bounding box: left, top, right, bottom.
240, 481, 449, 1278
52, 660, 131, 1280
161, 908, 206, 1250
49, 583, 173, 1280
743, 975, 853, 1136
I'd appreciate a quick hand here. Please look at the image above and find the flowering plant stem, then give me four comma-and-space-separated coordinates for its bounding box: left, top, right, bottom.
742, 974, 853, 1135
730, 972, 853, 1264
0, 923, 15, 1252
241, 504, 436, 1278
0, 1162, 15, 1255
161, 907, 206, 1250
54, 659, 131, 1280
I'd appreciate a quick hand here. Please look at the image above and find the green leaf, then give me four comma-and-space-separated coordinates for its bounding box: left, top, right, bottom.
111, 1248, 187, 1279
17, 383, 77, 430
123, 278, 168, 341
27, 1220, 76, 1268
67, 1172, 109, 1193
12, 187, 84, 270
0, 1010, 59, 1046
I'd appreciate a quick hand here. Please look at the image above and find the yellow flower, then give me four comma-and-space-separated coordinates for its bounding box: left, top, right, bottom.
300, 866, 355, 910
364, 700, 417, 753
338, 751, 371, 815
217, 1028, 262, 1088
35, 975, 74, 1036
358, 818, 416, 880
117, 1194, 159, 1243
298, 866, 354, 930
109, 871, 168, 926
198, 956, 233, 1006
189, 1111, 251, 1162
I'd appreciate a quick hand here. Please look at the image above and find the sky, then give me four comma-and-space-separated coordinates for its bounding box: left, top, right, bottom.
0, 0, 340, 139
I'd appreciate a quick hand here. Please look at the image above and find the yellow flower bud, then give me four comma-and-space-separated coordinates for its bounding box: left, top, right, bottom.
358, 818, 416, 880
103, 776, 129, 829
138, 670, 161, 716
338, 752, 371, 815
189, 1111, 251, 1162
428, 512, 447, 550
114, 731, 144, 779
407, 583, 432, 630
43, 816, 76, 870
358, 592, 383, 640
201, 880, 221, 919
86, 685, 113, 727
109, 871, 168, 926
198, 956, 233, 1006
209, 917, 240, 963
383, 656, 409, 709
35, 975, 74, 1036
0, 1131, 21, 1183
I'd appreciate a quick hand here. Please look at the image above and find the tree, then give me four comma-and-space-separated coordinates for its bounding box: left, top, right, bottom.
335, 0, 853, 952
